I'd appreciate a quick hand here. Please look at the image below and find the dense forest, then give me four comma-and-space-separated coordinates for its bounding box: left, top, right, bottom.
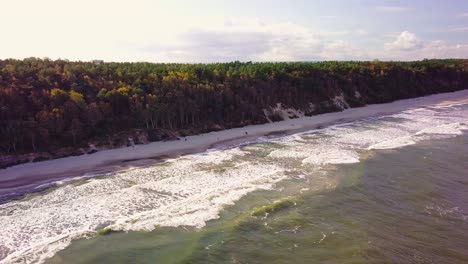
1, 58, 467, 166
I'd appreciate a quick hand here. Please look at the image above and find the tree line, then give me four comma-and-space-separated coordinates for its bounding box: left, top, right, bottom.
1, 58, 467, 155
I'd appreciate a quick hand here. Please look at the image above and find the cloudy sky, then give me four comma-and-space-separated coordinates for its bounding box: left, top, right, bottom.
1, 0, 468, 62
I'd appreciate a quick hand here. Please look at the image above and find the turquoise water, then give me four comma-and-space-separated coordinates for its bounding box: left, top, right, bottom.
1, 102, 467, 263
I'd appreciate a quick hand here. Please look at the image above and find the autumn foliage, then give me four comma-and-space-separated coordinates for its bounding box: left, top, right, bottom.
1, 58, 467, 155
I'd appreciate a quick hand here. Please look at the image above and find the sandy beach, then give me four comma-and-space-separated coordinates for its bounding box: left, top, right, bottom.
1, 89, 467, 197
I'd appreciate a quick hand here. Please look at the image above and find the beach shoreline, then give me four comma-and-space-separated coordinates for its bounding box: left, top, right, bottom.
1, 89, 467, 199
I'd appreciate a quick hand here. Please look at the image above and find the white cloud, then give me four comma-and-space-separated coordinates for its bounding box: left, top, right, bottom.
0, 1, 466, 62
143, 20, 326, 62
320, 40, 365, 60
385, 31, 423, 51
317, 16, 338, 19
355, 29, 369, 36
450, 27, 468, 32
375, 6, 410, 13
379, 31, 468, 60
419, 41, 468, 59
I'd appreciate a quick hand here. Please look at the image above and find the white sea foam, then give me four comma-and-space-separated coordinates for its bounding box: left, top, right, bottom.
0, 148, 285, 264
367, 136, 416, 150
267, 104, 467, 164
301, 148, 360, 165
424, 204, 467, 221
416, 122, 468, 136
267, 139, 360, 165
0, 101, 467, 264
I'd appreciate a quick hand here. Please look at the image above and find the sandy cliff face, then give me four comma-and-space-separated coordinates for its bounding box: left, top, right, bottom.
265, 68, 467, 123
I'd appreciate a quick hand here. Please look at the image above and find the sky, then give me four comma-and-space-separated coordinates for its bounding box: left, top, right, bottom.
1, 0, 468, 62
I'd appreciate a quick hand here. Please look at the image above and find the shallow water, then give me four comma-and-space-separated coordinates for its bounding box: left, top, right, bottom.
1, 102, 467, 263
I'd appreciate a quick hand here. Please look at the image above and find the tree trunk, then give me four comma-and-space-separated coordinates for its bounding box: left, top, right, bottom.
31, 133, 36, 152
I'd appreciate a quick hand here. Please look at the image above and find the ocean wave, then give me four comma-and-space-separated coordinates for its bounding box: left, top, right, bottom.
0, 148, 285, 264
1, 102, 467, 263
268, 104, 467, 162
